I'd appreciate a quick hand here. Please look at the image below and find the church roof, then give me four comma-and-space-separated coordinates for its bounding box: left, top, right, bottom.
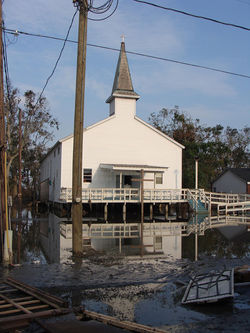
106, 42, 140, 103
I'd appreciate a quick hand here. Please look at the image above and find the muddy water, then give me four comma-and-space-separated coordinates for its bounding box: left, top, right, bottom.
10, 211, 250, 265
5, 210, 250, 332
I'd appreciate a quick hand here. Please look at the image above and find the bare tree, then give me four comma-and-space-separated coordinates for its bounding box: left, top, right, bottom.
4, 86, 59, 202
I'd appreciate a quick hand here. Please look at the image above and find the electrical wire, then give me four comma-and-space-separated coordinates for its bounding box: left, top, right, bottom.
34, 8, 78, 107
88, 0, 114, 14
32, 1, 118, 105
88, 0, 119, 21
73, 0, 119, 21
2, 21, 12, 106
3, 27, 250, 79
132, 0, 250, 32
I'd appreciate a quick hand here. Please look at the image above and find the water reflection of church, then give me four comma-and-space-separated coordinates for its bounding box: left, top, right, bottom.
40, 214, 184, 262
39, 213, 249, 264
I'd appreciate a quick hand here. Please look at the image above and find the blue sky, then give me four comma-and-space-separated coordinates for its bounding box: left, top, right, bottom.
3, 0, 250, 145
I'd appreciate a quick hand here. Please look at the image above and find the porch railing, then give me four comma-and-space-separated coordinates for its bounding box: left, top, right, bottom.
61, 222, 187, 239
204, 191, 250, 204
59, 188, 188, 203
59, 188, 250, 210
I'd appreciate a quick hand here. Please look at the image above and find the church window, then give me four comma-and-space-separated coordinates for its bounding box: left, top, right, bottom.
83, 169, 92, 183
155, 172, 163, 185
155, 236, 162, 250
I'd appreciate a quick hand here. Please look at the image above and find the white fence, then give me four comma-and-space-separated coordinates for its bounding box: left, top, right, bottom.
186, 215, 250, 236
204, 191, 250, 204
60, 187, 188, 203
61, 222, 187, 239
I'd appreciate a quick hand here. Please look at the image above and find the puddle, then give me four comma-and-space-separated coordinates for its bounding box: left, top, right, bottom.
234, 285, 250, 311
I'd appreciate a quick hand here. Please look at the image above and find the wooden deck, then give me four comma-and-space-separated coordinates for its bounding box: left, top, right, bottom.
0, 278, 69, 331
58, 189, 250, 238
60, 187, 189, 203
59, 187, 250, 205
0, 279, 167, 333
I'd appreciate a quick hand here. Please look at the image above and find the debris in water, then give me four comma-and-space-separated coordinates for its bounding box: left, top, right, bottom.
182, 269, 234, 304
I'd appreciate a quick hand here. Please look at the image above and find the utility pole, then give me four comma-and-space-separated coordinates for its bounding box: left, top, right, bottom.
18, 109, 22, 217
72, 0, 88, 256
17, 109, 22, 264
0, 0, 6, 261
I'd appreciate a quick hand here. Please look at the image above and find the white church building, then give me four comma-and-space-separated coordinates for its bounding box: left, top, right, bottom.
40, 42, 184, 203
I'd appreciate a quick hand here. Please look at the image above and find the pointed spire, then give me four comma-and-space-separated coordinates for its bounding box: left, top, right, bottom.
106, 42, 139, 103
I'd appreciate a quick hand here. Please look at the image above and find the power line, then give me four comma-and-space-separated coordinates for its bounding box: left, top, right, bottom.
4, 27, 250, 80
132, 0, 250, 32
88, 0, 119, 21
2, 21, 11, 104
73, 0, 119, 21
35, 8, 78, 107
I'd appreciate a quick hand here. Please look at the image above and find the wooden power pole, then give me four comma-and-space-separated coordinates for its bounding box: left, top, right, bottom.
18, 108, 22, 218
72, 0, 88, 256
0, 0, 6, 260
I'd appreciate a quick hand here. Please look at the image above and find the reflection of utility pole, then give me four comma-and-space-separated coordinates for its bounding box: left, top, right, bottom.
195, 215, 198, 261
140, 169, 144, 257
0, 0, 6, 261
132, 170, 153, 257
194, 157, 199, 261
72, 0, 88, 256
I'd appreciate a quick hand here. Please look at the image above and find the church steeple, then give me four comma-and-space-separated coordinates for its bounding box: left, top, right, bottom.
106, 42, 140, 104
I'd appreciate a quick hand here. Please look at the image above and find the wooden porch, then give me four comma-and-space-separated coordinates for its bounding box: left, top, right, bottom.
59, 187, 188, 203
59, 187, 250, 204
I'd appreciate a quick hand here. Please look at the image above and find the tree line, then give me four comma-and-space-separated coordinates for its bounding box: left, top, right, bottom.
149, 106, 249, 190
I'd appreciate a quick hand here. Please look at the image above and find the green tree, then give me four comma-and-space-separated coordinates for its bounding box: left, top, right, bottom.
4, 86, 59, 202
223, 126, 250, 168
149, 107, 249, 189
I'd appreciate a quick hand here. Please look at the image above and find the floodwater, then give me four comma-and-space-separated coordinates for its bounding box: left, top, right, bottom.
10, 210, 250, 265
3, 209, 250, 332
